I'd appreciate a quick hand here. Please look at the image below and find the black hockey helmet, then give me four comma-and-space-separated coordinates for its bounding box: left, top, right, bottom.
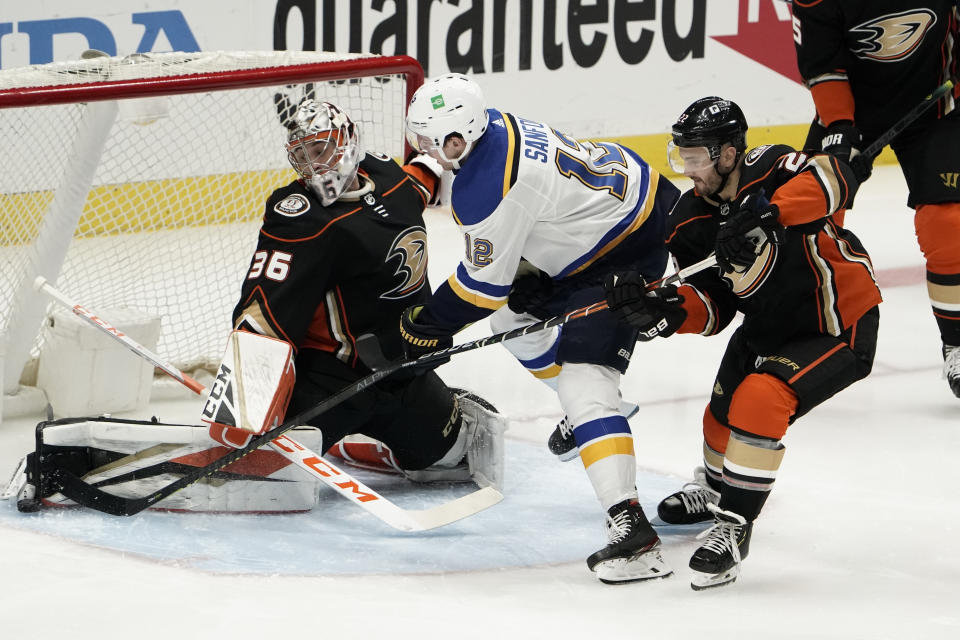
671, 96, 748, 157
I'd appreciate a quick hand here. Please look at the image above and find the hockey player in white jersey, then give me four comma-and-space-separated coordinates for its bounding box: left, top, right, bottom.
400, 73, 681, 583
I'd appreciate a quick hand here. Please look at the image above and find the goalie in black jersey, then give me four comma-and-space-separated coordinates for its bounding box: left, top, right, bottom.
227, 99, 505, 490
603, 97, 881, 589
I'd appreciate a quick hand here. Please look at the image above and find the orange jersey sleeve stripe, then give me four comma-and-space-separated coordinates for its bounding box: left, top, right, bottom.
810, 80, 856, 127
402, 164, 439, 204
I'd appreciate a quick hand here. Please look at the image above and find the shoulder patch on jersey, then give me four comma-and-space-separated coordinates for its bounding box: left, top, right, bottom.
745, 145, 772, 166
274, 193, 311, 217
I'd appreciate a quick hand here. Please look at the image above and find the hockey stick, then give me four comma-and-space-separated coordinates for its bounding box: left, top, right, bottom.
35, 256, 719, 517
32, 277, 502, 529
861, 79, 954, 159
358, 254, 720, 370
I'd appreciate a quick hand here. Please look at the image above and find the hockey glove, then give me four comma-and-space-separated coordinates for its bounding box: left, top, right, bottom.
820, 120, 862, 165
604, 272, 687, 341
400, 305, 453, 367
849, 153, 874, 183
715, 192, 783, 273
507, 269, 554, 317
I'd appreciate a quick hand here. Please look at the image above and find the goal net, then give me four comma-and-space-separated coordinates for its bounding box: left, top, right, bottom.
0, 50, 422, 398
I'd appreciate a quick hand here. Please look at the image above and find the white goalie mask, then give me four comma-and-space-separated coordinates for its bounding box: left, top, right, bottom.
405, 73, 489, 170
286, 100, 363, 206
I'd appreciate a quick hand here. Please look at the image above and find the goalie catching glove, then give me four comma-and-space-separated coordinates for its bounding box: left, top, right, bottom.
715, 191, 783, 273
604, 272, 687, 341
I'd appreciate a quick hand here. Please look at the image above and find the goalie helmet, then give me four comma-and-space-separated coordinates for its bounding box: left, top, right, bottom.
286, 100, 363, 206
668, 96, 748, 174
405, 73, 489, 169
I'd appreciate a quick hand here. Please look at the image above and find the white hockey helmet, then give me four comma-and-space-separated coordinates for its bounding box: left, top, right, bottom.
405, 73, 488, 169
285, 100, 363, 206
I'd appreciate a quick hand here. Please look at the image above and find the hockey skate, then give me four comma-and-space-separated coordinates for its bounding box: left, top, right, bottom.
587, 498, 672, 584
689, 504, 753, 591
547, 400, 639, 462
657, 466, 720, 524
943, 345, 960, 398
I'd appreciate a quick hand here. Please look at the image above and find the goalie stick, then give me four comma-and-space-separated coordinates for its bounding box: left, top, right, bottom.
31, 276, 502, 530
33, 255, 720, 517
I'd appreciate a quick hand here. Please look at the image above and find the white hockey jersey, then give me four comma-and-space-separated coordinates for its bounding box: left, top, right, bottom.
423, 108, 667, 329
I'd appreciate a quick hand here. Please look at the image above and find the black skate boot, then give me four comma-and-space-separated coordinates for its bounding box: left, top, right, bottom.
689, 504, 753, 591
547, 416, 578, 461
586, 498, 672, 584
547, 401, 639, 462
657, 467, 719, 524
943, 345, 960, 398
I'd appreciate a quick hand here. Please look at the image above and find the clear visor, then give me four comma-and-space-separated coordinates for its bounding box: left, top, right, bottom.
286, 132, 342, 178
667, 141, 715, 174
405, 130, 442, 154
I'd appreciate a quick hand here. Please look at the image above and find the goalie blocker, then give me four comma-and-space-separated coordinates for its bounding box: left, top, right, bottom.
203, 330, 296, 448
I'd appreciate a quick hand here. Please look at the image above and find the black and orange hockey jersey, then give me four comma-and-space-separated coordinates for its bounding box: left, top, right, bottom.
793, 0, 960, 138
667, 144, 882, 355
232, 153, 438, 368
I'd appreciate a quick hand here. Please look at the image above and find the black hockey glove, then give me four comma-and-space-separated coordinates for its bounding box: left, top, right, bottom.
507, 269, 554, 317
849, 153, 874, 183
604, 272, 687, 341
715, 192, 783, 273
820, 120, 862, 165
400, 305, 453, 368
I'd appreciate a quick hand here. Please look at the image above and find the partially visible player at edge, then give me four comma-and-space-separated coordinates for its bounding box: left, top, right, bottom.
400, 73, 681, 584
793, 0, 960, 396
603, 97, 881, 589
225, 98, 505, 490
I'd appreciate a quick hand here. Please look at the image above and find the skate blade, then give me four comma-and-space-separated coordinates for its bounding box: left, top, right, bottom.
690, 566, 740, 591
594, 550, 673, 584
555, 447, 579, 462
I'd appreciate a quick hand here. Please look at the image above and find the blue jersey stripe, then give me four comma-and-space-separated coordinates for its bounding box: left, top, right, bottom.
455, 263, 512, 298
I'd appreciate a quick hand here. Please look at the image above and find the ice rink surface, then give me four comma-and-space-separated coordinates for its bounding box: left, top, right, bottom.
1, 165, 958, 639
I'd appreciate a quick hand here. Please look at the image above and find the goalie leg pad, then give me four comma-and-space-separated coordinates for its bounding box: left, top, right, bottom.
460, 392, 508, 491
21, 417, 319, 513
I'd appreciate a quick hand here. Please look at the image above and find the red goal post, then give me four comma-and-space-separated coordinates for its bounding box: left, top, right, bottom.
0, 51, 423, 403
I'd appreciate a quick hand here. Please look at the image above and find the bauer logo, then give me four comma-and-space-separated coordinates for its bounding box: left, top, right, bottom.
431, 94, 445, 109
274, 193, 311, 217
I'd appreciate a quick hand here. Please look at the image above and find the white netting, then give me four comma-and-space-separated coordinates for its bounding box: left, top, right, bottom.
0, 51, 417, 387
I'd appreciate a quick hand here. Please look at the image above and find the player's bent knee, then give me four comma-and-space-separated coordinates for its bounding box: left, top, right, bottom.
557, 362, 621, 424
727, 373, 798, 441
915, 202, 960, 273
702, 404, 731, 455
